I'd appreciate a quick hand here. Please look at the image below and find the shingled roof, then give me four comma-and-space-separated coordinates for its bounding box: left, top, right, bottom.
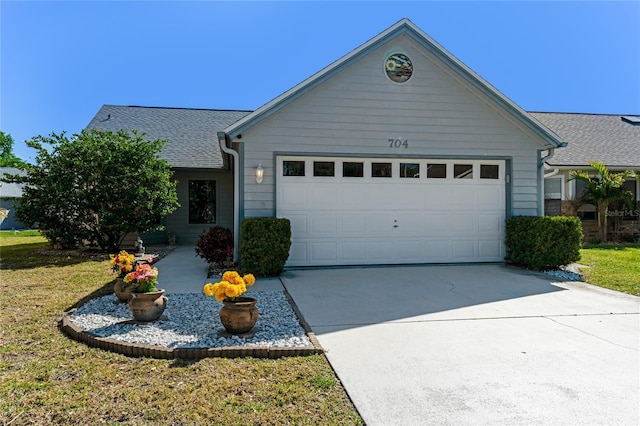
85, 106, 639, 171
530, 112, 640, 169
85, 105, 251, 169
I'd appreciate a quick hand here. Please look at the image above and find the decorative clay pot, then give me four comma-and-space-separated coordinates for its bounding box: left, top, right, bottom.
219, 297, 259, 334
128, 289, 167, 322
114, 277, 133, 303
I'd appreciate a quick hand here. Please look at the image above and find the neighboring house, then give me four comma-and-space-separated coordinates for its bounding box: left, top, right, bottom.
532, 113, 640, 241
88, 18, 574, 266
0, 167, 28, 230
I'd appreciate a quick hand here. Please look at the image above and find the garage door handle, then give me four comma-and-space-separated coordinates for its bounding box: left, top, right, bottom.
393, 220, 399, 228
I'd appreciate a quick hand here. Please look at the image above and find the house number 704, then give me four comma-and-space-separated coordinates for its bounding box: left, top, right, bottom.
389, 139, 409, 148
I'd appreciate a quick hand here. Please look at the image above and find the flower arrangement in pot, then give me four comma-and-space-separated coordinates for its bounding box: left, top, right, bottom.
203, 271, 258, 334
124, 263, 167, 322
110, 250, 137, 302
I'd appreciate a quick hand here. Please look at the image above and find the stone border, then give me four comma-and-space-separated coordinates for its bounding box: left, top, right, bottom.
59, 286, 324, 359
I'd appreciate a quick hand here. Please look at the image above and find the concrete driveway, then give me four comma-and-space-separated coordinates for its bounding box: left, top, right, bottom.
281, 264, 640, 426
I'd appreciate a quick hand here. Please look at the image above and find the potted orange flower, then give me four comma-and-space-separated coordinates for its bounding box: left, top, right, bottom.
203, 271, 257, 334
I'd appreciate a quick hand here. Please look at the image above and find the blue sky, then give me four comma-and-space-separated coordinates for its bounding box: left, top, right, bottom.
2, 1, 639, 163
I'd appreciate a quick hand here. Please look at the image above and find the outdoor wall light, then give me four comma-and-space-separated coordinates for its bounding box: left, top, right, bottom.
255, 164, 264, 184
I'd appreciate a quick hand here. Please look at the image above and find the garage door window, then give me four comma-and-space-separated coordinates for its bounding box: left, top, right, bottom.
283, 161, 305, 176
454, 164, 473, 179
427, 163, 447, 178
480, 164, 499, 179
400, 163, 420, 178
314, 161, 335, 177
343, 162, 364, 177
372, 162, 392, 178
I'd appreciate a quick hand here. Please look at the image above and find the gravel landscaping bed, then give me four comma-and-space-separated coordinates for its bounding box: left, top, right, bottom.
69, 290, 312, 349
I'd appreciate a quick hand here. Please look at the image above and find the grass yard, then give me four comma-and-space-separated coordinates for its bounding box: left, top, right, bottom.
0, 234, 362, 425
579, 244, 640, 296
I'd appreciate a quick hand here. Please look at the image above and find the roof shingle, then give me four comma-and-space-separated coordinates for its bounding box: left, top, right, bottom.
85, 105, 251, 169
530, 112, 640, 169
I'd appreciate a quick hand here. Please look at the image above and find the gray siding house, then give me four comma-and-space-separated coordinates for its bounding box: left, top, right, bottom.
0, 167, 28, 230
533, 113, 640, 241
87, 18, 572, 265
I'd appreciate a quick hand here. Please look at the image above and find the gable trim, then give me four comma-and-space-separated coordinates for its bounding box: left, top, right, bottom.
224, 18, 566, 150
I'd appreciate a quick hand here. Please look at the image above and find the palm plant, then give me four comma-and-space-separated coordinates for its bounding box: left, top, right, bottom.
570, 161, 636, 243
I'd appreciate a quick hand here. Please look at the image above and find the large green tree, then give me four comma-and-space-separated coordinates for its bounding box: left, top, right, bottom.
7, 129, 179, 252
0, 131, 28, 168
571, 161, 635, 243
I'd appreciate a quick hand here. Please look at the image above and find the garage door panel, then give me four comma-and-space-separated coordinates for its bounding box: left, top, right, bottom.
279, 186, 308, 209
311, 214, 338, 234
365, 214, 396, 234
287, 214, 308, 235
423, 215, 450, 233
277, 156, 506, 266
310, 187, 338, 209
310, 242, 338, 262
396, 240, 424, 260
449, 215, 476, 233
448, 188, 476, 208
340, 215, 367, 234
288, 242, 308, 263
452, 240, 476, 258
478, 215, 504, 233
341, 241, 368, 262
479, 239, 503, 258
478, 187, 504, 208
425, 240, 451, 259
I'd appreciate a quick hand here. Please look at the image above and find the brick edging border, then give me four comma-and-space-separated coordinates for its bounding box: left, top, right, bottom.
58, 287, 324, 359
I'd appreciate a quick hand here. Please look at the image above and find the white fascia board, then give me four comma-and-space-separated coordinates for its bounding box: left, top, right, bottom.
402, 27, 566, 150
224, 19, 413, 139
224, 18, 567, 150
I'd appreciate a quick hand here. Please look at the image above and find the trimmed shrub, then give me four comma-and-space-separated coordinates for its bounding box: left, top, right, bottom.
195, 226, 233, 264
505, 216, 583, 270
240, 218, 291, 276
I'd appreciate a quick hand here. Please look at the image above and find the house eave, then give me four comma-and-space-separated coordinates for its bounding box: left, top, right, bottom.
224, 18, 566, 149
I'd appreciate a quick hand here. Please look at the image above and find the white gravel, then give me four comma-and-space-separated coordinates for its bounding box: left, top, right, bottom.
543, 269, 584, 282
69, 290, 312, 349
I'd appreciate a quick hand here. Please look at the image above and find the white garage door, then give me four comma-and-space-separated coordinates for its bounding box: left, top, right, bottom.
276, 156, 506, 266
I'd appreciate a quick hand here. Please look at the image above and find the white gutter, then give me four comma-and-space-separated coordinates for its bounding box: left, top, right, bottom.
218, 132, 239, 262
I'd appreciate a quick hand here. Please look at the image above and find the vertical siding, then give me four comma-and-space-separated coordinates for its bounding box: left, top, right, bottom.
238, 35, 546, 219
167, 169, 234, 244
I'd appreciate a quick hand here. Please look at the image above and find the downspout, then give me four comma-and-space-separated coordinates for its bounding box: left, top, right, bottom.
539, 149, 555, 216
544, 168, 559, 178
218, 132, 239, 262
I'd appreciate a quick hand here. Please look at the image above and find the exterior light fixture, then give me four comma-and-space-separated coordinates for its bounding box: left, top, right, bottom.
255, 164, 264, 184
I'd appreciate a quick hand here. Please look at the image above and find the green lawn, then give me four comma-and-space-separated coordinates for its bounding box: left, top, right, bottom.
0, 234, 362, 425
579, 244, 640, 296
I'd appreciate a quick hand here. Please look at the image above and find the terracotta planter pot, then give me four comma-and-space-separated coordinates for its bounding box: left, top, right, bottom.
219, 297, 259, 334
128, 289, 167, 322
113, 277, 133, 302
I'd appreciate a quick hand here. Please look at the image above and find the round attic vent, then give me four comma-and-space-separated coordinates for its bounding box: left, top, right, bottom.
385, 53, 413, 83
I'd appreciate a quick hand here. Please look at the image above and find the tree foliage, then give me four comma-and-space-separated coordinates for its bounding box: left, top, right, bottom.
0, 131, 28, 168
570, 161, 635, 243
6, 129, 179, 252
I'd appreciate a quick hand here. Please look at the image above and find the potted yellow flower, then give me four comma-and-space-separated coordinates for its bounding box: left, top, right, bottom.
109, 250, 136, 302
203, 271, 257, 334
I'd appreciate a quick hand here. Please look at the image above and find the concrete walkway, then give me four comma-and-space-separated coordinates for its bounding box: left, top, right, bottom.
150, 247, 640, 425
153, 245, 283, 294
